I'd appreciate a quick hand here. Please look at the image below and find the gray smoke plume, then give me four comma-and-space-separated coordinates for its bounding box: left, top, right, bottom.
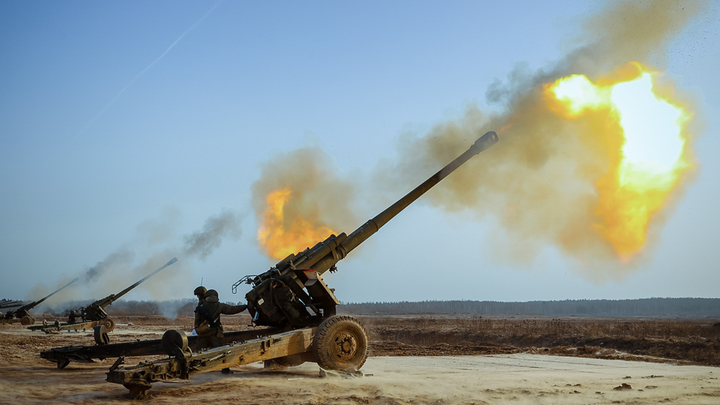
183, 210, 242, 260
39, 208, 242, 312
82, 249, 134, 283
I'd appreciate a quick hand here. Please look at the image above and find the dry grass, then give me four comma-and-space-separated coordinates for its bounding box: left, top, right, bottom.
360, 315, 720, 366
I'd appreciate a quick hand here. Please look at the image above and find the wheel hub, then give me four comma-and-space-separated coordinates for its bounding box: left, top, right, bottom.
334, 332, 357, 360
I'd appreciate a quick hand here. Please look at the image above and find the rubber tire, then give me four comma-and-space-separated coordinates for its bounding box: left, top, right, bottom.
20, 315, 35, 325
102, 318, 116, 332
312, 315, 368, 371
94, 324, 110, 345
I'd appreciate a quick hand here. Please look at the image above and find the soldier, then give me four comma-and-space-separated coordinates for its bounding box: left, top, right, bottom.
67, 309, 78, 324
191, 286, 207, 336
194, 289, 246, 345
194, 289, 247, 373
193, 286, 207, 304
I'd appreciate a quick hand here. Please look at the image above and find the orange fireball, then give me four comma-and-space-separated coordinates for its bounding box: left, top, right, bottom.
258, 187, 336, 260
546, 62, 693, 260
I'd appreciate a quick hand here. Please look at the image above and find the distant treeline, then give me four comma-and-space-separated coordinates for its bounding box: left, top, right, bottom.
38, 297, 720, 319
338, 298, 720, 318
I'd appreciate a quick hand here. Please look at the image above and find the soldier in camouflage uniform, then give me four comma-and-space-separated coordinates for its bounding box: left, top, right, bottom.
194, 289, 247, 374
194, 289, 246, 349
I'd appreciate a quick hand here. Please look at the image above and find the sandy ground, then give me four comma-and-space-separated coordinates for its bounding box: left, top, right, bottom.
1, 316, 718, 404
1, 352, 718, 404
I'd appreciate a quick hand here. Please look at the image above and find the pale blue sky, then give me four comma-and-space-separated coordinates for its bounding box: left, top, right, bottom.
1, 1, 718, 306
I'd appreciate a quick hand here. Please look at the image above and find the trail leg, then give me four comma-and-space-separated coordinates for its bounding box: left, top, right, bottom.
124, 382, 151, 399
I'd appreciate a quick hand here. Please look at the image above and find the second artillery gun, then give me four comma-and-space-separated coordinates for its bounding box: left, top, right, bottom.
1, 278, 79, 325
103, 130, 499, 397
33, 258, 178, 339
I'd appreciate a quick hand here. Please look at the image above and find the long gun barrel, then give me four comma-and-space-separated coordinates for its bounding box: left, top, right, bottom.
4, 277, 79, 321
0, 299, 23, 309
269, 131, 499, 275
104, 257, 178, 304
312, 130, 498, 274
241, 131, 498, 328
78, 257, 178, 322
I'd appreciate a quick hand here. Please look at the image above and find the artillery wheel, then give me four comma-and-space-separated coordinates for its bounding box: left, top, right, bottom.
102, 318, 116, 332
94, 324, 110, 345
312, 315, 368, 371
161, 329, 189, 358
20, 315, 35, 325
264, 354, 305, 369
57, 358, 70, 369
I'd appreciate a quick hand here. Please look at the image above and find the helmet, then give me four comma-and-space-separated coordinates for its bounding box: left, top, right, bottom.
193, 286, 207, 296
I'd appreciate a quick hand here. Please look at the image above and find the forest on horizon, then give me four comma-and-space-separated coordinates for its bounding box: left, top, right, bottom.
37, 297, 720, 319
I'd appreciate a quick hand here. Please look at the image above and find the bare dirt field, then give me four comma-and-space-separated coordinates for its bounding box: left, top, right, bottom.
1, 314, 718, 404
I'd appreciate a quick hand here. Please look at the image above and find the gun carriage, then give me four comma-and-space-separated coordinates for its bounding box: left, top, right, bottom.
41, 326, 286, 369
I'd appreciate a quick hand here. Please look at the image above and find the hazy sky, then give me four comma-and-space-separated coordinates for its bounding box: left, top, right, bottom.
1, 1, 718, 308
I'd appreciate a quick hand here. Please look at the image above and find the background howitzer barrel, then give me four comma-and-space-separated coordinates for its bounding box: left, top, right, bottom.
241, 131, 498, 328
110, 257, 178, 302
75, 257, 177, 322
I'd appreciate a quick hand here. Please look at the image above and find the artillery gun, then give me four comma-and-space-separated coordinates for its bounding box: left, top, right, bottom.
33, 258, 178, 338
1, 278, 79, 325
103, 130, 498, 397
